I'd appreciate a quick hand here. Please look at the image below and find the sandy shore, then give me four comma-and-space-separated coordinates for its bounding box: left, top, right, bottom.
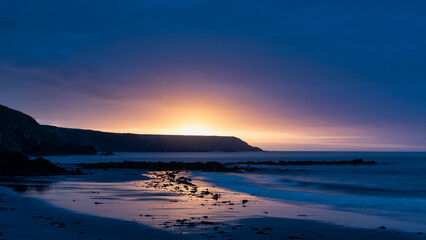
226, 217, 425, 240
1, 169, 424, 240
0, 186, 189, 240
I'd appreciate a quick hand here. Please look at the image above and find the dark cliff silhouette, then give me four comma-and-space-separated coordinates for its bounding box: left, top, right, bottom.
0, 104, 262, 155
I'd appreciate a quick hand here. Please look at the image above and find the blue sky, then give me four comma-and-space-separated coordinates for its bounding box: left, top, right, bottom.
1, 1, 426, 150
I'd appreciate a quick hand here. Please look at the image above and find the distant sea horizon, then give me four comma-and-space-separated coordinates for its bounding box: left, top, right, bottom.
41, 150, 426, 165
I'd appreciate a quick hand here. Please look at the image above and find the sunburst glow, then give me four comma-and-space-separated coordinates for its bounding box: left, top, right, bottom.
176, 123, 215, 136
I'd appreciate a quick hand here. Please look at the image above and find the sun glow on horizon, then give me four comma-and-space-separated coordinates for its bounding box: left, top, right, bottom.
40, 94, 426, 151
175, 123, 216, 136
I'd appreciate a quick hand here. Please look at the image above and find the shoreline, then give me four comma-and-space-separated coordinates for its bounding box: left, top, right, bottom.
1, 168, 425, 240
0, 186, 184, 240
1, 185, 423, 240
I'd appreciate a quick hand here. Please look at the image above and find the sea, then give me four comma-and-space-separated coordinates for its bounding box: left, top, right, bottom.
9, 151, 426, 233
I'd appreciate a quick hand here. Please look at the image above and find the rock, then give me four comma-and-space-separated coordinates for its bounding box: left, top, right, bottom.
0, 150, 78, 176
200, 221, 215, 225
100, 151, 114, 156
288, 236, 304, 239
76, 161, 248, 172
72, 168, 84, 175
212, 194, 221, 200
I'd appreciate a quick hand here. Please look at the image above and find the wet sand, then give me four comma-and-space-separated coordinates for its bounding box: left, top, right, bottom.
0, 186, 187, 240
0, 169, 424, 240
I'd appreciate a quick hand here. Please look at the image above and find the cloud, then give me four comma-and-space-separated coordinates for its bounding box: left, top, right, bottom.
0, 64, 121, 101
1, 0, 426, 149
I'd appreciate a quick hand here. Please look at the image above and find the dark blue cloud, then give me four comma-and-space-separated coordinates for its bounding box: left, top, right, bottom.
1, 0, 426, 149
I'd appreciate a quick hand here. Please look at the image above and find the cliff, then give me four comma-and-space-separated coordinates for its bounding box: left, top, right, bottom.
0, 104, 262, 155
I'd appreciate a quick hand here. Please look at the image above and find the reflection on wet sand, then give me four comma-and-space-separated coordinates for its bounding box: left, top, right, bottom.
4, 169, 425, 237
3, 170, 285, 235
0, 179, 54, 193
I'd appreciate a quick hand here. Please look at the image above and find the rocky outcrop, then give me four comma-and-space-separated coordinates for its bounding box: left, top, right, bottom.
76, 161, 240, 172
0, 150, 81, 176
0, 104, 262, 155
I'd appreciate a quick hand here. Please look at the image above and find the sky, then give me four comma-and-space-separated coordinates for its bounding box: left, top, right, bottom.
1, 0, 426, 151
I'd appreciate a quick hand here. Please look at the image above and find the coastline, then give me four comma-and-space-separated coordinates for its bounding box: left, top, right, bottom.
0, 186, 423, 240
1, 165, 425, 240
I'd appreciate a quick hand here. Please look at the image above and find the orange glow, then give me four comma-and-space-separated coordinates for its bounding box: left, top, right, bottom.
173, 123, 215, 135
37, 92, 418, 151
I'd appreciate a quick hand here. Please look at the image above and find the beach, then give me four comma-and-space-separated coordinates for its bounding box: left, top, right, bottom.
1, 152, 425, 239
0, 186, 178, 240
1, 181, 423, 240
2, 0, 426, 238
1, 185, 423, 240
